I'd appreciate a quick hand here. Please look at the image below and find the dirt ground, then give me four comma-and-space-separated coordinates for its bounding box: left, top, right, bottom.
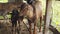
0, 19, 53, 34
0, 19, 29, 34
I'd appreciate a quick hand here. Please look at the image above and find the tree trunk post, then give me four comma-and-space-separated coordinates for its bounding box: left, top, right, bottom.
43, 0, 52, 34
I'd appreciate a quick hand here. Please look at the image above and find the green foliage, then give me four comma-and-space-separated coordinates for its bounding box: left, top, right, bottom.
42, 0, 46, 15
0, 0, 8, 3
0, 16, 4, 19
6, 15, 11, 19
0, 14, 11, 19
52, 1, 60, 32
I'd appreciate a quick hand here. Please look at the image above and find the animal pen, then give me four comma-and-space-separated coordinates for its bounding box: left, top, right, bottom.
0, 0, 60, 34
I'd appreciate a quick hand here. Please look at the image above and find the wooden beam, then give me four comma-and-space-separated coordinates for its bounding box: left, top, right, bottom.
49, 25, 60, 34
43, 0, 52, 34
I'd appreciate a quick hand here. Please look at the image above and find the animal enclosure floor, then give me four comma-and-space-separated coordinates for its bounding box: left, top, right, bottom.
0, 19, 53, 34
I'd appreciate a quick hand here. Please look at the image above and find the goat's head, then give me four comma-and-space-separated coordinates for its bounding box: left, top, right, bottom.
19, 3, 29, 16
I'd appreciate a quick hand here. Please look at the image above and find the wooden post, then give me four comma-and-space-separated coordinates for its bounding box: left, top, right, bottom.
43, 0, 52, 34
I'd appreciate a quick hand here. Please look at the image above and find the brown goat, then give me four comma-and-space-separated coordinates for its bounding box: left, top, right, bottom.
18, 1, 42, 34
